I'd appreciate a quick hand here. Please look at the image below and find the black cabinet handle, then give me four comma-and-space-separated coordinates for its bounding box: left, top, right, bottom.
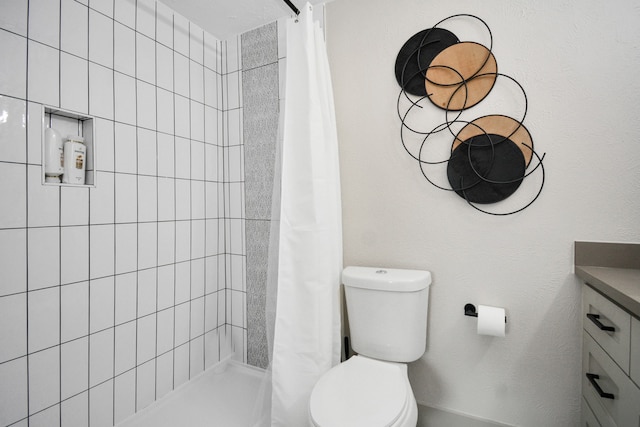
586, 313, 615, 332
586, 373, 615, 399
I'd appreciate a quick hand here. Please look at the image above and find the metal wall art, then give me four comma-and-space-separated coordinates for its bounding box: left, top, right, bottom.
395, 14, 545, 215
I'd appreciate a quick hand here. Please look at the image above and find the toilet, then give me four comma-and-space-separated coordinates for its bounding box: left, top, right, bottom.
309, 266, 432, 427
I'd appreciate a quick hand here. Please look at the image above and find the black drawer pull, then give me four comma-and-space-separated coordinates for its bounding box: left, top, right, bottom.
586, 373, 615, 399
586, 313, 615, 332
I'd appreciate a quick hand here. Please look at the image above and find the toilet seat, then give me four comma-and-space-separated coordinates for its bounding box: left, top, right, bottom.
309, 355, 412, 427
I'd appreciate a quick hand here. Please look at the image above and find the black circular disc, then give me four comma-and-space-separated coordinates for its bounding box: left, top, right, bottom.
447, 134, 526, 204
394, 28, 459, 97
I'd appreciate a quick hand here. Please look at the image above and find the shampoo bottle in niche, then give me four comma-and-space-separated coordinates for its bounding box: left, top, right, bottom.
62, 135, 86, 185
44, 127, 64, 183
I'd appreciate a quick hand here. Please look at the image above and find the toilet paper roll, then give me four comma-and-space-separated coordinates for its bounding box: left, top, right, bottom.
477, 305, 506, 337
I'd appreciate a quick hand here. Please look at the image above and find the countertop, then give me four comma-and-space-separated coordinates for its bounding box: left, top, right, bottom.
574, 241, 640, 319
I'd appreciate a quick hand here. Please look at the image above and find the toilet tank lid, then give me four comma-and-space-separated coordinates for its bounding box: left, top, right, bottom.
342, 266, 432, 292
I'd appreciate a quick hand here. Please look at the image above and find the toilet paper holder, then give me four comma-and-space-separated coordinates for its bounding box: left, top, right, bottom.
464, 303, 507, 323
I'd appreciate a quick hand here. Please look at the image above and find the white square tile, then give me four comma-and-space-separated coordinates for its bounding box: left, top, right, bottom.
173, 13, 189, 56
0, 0, 28, 36
114, 22, 135, 76
27, 164, 59, 227
27, 40, 59, 106
113, 0, 135, 28
228, 145, 244, 181
136, 33, 155, 85
156, 349, 173, 399
173, 342, 189, 387
90, 276, 114, 333
157, 220, 175, 265
191, 219, 205, 260
157, 264, 174, 309
0, 229, 26, 296
157, 88, 174, 135
61, 281, 89, 342
203, 105, 218, 146
189, 335, 204, 377
32, 403, 60, 424
0, 293, 26, 363
157, 134, 174, 178
232, 289, 245, 327
189, 23, 203, 64
114, 321, 135, 375
114, 272, 136, 324
90, 0, 113, 17
27, 226, 60, 291
137, 128, 157, 176
115, 172, 137, 223
0, 30, 26, 100
203, 32, 219, 72
27, 102, 43, 164
204, 68, 217, 108
174, 95, 190, 138
227, 71, 241, 110
156, 307, 173, 353
61, 0, 89, 58
191, 180, 205, 220
61, 185, 89, 226
137, 314, 156, 364
0, 356, 28, 425
175, 220, 190, 263
88, 10, 113, 69
61, 337, 89, 399
204, 143, 218, 182
174, 53, 190, 98
174, 260, 190, 303
204, 255, 219, 294
136, 358, 156, 410
190, 61, 204, 103
190, 101, 205, 142
174, 137, 191, 179
174, 302, 190, 346
61, 391, 88, 427
136, 0, 155, 39
60, 53, 89, 114
155, 4, 173, 48
28, 0, 59, 47
136, 80, 156, 130
0, 95, 26, 163
89, 224, 115, 279
114, 369, 135, 424
190, 140, 205, 180
229, 182, 244, 218
204, 292, 218, 331
231, 254, 245, 291
28, 346, 60, 414
137, 268, 156, 317
94, 119, 115, 172
89, 327, 114, 386
89, 63, 114, 120
205, 219, 219, 257
138, 221, 157, 269
115, 223, 137, 273
61, 226, 89, 285
226, 36, 241, 73
90, 172, 115, 224
227, 108, 242, 148
156, 43, 174, 91
89, 379, 113, 427
190, 296, 204, 338
204, 329, 219, 369
114, 122, 136, 174
175, 180, 191, 221
157, 178, 175, 222
114, 72, 136, 125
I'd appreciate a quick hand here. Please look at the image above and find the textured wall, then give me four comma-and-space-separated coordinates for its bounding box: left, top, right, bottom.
326, 0, 640, 425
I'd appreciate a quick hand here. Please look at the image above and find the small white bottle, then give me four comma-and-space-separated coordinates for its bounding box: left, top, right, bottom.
44, 127, 64, 183
62, 135, 86, 185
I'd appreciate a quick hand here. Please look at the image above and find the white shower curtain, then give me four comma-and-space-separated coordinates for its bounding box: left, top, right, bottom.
268, 3, 344, 425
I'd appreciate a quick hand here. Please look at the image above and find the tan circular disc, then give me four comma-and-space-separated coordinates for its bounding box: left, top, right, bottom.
453, 115, 534, 166
425, 42, 497, 111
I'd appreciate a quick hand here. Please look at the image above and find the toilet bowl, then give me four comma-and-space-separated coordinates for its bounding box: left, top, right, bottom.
308, 355, 418, 427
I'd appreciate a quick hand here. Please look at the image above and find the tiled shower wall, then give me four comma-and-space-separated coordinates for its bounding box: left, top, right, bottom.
0, 0, 246, 426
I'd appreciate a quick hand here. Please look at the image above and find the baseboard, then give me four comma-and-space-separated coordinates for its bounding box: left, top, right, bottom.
417, 404, 514, 427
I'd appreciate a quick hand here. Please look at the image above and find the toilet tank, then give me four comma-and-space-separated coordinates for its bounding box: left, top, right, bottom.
343, 266, 432, 362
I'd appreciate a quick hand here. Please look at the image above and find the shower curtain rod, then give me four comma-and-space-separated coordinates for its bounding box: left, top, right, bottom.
282, 0, 300, 15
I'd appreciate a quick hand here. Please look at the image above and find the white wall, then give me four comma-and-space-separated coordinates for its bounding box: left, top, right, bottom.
326, 0, 640, 425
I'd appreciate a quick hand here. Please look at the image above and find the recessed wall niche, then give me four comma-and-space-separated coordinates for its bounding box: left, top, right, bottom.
41, 105, 96, 187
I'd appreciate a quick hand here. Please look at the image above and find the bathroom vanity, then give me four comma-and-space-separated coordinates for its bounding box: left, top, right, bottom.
574, 241, 640, 427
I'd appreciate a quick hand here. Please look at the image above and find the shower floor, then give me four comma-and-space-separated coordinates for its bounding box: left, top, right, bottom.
117, 359, 265, 427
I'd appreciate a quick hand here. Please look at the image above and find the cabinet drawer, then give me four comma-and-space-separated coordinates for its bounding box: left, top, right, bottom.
581, 397, 601, 427
631, 317, 640, 386
583, 286, 631, 372
582, 333, 640, 427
